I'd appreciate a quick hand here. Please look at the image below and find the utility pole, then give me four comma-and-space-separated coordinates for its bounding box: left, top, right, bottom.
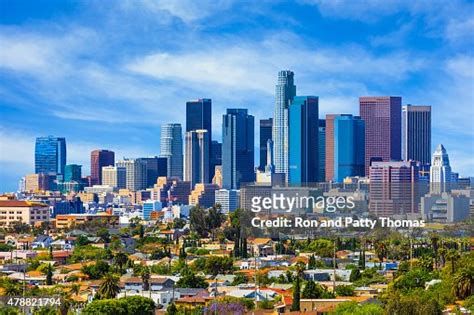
333, 239, 336, 293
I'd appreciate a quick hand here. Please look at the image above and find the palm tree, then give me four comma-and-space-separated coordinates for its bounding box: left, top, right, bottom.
70, 283, 81, 296
374, 241, 387, 270
97, 273, 121, 299
114, 252, 128, 274
446, 248, 461, 274
452, 267, 474, 299
4, 282, 22, 296
141, 267, 150, 291
429, 233, 439, 269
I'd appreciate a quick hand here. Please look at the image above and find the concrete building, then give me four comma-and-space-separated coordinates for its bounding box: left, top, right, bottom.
0, 200, 50, 227
102, 166, 126, 189
90, 149, 115, 185
116, 159, 147, 191
142, 200, 162, 220
369, 161, 419, 216
189, 183, 219, 208
430, 144, 452, 194
421, 192, 470, 223
24, 174, 55, 192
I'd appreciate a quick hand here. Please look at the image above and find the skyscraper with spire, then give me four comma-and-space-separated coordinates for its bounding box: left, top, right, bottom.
273, 70, 296, 179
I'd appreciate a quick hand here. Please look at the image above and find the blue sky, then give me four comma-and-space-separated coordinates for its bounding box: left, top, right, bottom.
1, 0, 473, 192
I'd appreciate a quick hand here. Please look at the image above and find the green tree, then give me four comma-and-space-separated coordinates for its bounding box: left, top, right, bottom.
114, 252, 128, 273
189, 206, 208, 237
175, 267, 208, 288
446, 248, 461, 274
334, 285, 355, 296
291, 276, 300, 311
349, 268, 361, 282
301, 280, 319, 298
452, 266, 474, 300
333, 302, 384, 315
97, 273, 121, 299
308, 254, 317, 269
141, 266, 151, 291
385, 291, 442, 315
121, 296, 155, 314
82, 299, 126, 315
44, 263, 54, 285
166, 303, 178, 315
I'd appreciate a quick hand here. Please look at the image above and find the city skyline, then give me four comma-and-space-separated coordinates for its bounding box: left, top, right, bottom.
1, 1, 473, 191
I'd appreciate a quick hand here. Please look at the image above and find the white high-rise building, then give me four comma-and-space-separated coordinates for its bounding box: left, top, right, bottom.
215, 189, 240, 214
273, 70, 296, 178
430, 144, 452, 194
116, 159, 147, 191
160, 123, 183, 179
102, 166, 126, 189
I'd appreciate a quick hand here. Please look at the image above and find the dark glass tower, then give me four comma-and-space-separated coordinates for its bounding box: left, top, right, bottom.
222, 109, 255, 189
288, 96, 319, 184
402, 105, 431, 165
35, 136, 66, 175
186, 99, 212, 181
259, 118, 273, 171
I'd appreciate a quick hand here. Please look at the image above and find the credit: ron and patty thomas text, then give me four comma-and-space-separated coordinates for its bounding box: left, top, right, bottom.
251, 216, 426, 229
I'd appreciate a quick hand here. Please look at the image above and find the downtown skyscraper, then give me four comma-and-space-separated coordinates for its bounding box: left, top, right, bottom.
160, 123, 183, 179
35, 136, 66, 176
90, 149, 115, 185
288, 96, 319, 184
116, 158, 147, 191
272, 71, 296, 178
186, 98, 212, 179
359, 96, 402, 175
430, 144, 452, 194
222, 109, 255, 189
184, 130, 210, 188
328, 115, 365, 182
402, 105, 431, 165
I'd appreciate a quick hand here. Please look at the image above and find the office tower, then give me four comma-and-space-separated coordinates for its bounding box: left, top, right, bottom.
359, 96, 402, 175
215, 189, 240, 214
369, 161, 419, 216
102, 166, 126, 189
90, 149, 115, 185
184, 130, 210, 188
189, 183, 219, 208
430, 144, 452, 194
326, 115, 365, 182
116, 159, 147, 191
212, 165, 223, 188
288, 96, 319, 184
35, 136, 66, 175
273, 71, 296, 177
160, 123, 183, 179
186, 99, 212, 175
222, 109, 255, 189
137, 156, 168, 188
402, 105, 431, 164
210, 140, 222, 180
259, 118, 273, 171
318, 119, 326, 182
64, 164, 82, 182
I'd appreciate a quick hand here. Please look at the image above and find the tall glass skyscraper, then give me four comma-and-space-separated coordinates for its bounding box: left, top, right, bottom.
160, 123, 183, 179
184, 130, 210, 188
222, 109, 255, 189
273, 71, 296, 178
288, 96, 319, 184
210, 140, 222, 180
259, 118, 273, 171
186, 99, 212, 178
333, 115, 365, 182
402, 105, 431, 165
35, 136, 66, 175
359, 96, 401, 175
